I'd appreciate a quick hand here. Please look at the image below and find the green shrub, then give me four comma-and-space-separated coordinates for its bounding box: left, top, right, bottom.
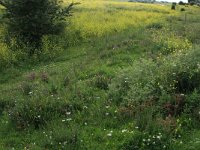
180, 8, 186, 11
0, 0, 75, 55
109, 47, 200, 118
109, 59, 158, 105
171, 3, 176, 10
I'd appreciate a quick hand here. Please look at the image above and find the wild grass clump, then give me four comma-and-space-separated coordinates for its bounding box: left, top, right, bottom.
110, 46, 200, 109
0, 42, 15, 69
8, 93, 82, 130
39, 124, 82, 149
120, 131, 172, 150
146, 22, 163, 29
151, 29, 192, 55
0, 33, 66, 70
109, 49, 200, 149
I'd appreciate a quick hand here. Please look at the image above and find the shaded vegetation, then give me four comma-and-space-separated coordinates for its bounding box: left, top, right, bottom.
0, 0, 200, 149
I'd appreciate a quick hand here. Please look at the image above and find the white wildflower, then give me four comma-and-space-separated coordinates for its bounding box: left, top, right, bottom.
66, 112, 71, 115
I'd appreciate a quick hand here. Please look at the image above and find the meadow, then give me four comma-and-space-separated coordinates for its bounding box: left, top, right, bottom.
0, 0, 200, 149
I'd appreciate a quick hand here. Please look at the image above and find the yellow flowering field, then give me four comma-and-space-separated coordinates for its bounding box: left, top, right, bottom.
65, 0, 178, 39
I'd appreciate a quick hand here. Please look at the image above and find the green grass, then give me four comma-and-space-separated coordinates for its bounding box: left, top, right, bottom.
0, 1, 200, 149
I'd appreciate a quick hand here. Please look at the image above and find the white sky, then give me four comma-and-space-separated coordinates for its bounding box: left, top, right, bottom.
156, 0, 188, 2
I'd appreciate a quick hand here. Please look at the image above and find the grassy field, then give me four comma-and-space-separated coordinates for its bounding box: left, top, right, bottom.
0, 0, 200, 149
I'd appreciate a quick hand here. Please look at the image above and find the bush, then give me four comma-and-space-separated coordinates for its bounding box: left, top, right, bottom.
180, 8, 186, 11
109, 47, 200, 117
179, 1, 185, 5
171, 3, 176, 10
109, 59, 159, 105
0, 0, 75, 55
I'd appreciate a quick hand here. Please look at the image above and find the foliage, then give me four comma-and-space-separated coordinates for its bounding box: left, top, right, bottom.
0, 0, 75, 55
109, 47, 200, 117
0, 1, 200, 149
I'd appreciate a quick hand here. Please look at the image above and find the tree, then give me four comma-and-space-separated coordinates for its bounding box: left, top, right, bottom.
0, 0, 76, 55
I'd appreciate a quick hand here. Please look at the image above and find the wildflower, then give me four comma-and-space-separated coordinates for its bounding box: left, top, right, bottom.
85, 122, 87, 125
163, 145, 166, 148
107, 133, 112, 137
63, 141, 67, 145
66, 118, 72, 121
180, 141, 183, 144
62, 120, 66, 122
122, 129, 127, 133
148, 139, 150, 142
83, 106, 88, 109
66, 112, 71, 115
135, 126, 139, 129
143, 139, 146, 142
106, 106, 110, 109
38, 115, 41, 118
106, 113, 109, 116
29, 91, 33, 95
157, 136, 161, 139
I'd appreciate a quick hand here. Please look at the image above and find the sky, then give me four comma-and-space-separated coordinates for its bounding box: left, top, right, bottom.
156, 0, 188, 2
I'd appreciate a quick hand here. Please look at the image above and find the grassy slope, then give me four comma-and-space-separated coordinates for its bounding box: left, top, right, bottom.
0, 1, 200, 149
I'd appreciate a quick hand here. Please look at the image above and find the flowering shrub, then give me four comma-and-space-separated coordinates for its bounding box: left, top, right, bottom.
109, 46, 200, 119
